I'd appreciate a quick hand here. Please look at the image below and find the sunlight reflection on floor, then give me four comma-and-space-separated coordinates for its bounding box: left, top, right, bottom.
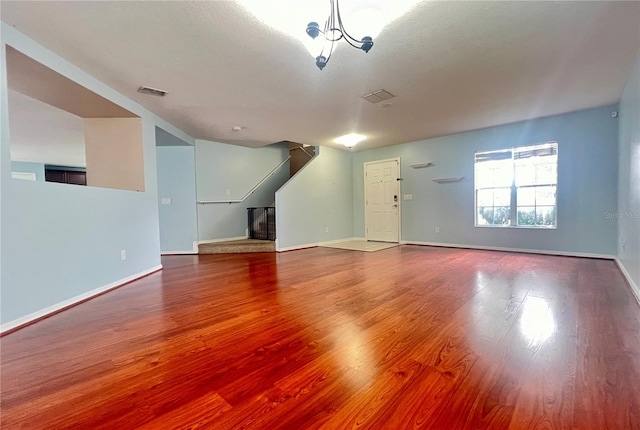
519, 296, 556, 347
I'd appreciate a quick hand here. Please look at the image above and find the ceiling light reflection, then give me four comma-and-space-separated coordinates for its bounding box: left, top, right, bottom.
334, 133, 366, 147
333, 321, 374, 378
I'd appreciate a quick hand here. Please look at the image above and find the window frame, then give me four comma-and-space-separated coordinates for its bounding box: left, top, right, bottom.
474, 142, 558, 229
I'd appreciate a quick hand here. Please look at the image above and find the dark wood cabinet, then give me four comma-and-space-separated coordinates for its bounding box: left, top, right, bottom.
45, 167, 86, 186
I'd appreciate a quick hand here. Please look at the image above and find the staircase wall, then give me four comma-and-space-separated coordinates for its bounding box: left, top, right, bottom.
196, 140, 290, 241
275, 146, 354, 250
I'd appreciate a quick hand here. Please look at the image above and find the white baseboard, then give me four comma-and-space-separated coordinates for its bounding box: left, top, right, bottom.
400, 240, 616, 260
276, 237, 360, 252
198, 236, 247, 245
0, 265, 163, 334
276, 237, 616, 260
615, 258, 640, 306
161, 250, 198, 255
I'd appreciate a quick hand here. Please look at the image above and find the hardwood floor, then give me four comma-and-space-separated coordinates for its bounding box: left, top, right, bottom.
1, 245, 639, 429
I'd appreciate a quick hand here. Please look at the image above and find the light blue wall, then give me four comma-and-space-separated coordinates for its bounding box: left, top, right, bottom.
276, 146, 354, 250
11, 161, 45, 181
196, 140, 290, 241
618, 48, 640, 292
156, 129, 197, 253
0, 24, 168, 326
352, 105, 619, 256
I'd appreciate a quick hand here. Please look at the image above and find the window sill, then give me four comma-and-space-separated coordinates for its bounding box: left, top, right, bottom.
475, 224, 557, 230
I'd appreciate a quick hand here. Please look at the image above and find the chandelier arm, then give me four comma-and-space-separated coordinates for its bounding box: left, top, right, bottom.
341, 28, 367, 46
325, 30, 337, 58
325, 0, 334, 34
320, 0, 338, 66
340, 32, 365, 50
325, 26, 338, 60
335, 0, 367, 46
325, 28, 345, 42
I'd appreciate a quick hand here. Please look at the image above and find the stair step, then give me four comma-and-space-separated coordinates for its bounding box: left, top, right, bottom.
199, 239, 275, 254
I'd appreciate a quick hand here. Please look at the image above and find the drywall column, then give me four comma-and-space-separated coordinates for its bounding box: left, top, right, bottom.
156, 129, 198, 254
617, 48, 640, 294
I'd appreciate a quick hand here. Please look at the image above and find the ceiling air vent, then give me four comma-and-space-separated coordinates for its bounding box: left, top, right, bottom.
362, 89, 395, 103
137, 86, 167, 97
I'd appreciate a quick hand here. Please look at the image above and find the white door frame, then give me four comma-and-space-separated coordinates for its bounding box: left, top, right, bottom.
364, 157, 401, 242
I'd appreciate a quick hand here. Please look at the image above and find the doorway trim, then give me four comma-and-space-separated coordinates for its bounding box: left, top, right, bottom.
364, 157, 401, 243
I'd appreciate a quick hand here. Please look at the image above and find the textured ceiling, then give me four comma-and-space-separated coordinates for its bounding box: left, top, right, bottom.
2, 1, 639, 151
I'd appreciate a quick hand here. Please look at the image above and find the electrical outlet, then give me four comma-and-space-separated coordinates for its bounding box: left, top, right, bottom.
226, 188, 231, 196
325, 227, 329, 233
121, 250, 126, 260
435, 227, 440, 234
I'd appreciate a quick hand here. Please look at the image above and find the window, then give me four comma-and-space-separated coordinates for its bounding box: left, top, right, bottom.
475, 142, 557, 228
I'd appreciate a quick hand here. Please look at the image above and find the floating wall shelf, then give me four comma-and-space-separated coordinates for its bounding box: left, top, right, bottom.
432, 177, 463, 183
409, 162, 434, 169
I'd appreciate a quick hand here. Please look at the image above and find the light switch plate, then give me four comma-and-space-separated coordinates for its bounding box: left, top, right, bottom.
403, 194, 413, 200
161, 197, 172, 205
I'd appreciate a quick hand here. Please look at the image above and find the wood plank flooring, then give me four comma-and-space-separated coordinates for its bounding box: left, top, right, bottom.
1, 245, 639, 429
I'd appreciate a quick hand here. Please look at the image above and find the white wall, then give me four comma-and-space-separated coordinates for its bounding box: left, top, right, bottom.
196, 140, 289, 241
8, 89, 86, 167
0, 24, 171, 327
617, 48, 640, 296
276, 146, 354, 250
352, 105, 619, 257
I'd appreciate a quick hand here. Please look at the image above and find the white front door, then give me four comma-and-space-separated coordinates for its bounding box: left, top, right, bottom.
365, 158, 400, 243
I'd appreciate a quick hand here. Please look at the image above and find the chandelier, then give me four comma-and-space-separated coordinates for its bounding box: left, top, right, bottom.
305, 0, 374, 70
